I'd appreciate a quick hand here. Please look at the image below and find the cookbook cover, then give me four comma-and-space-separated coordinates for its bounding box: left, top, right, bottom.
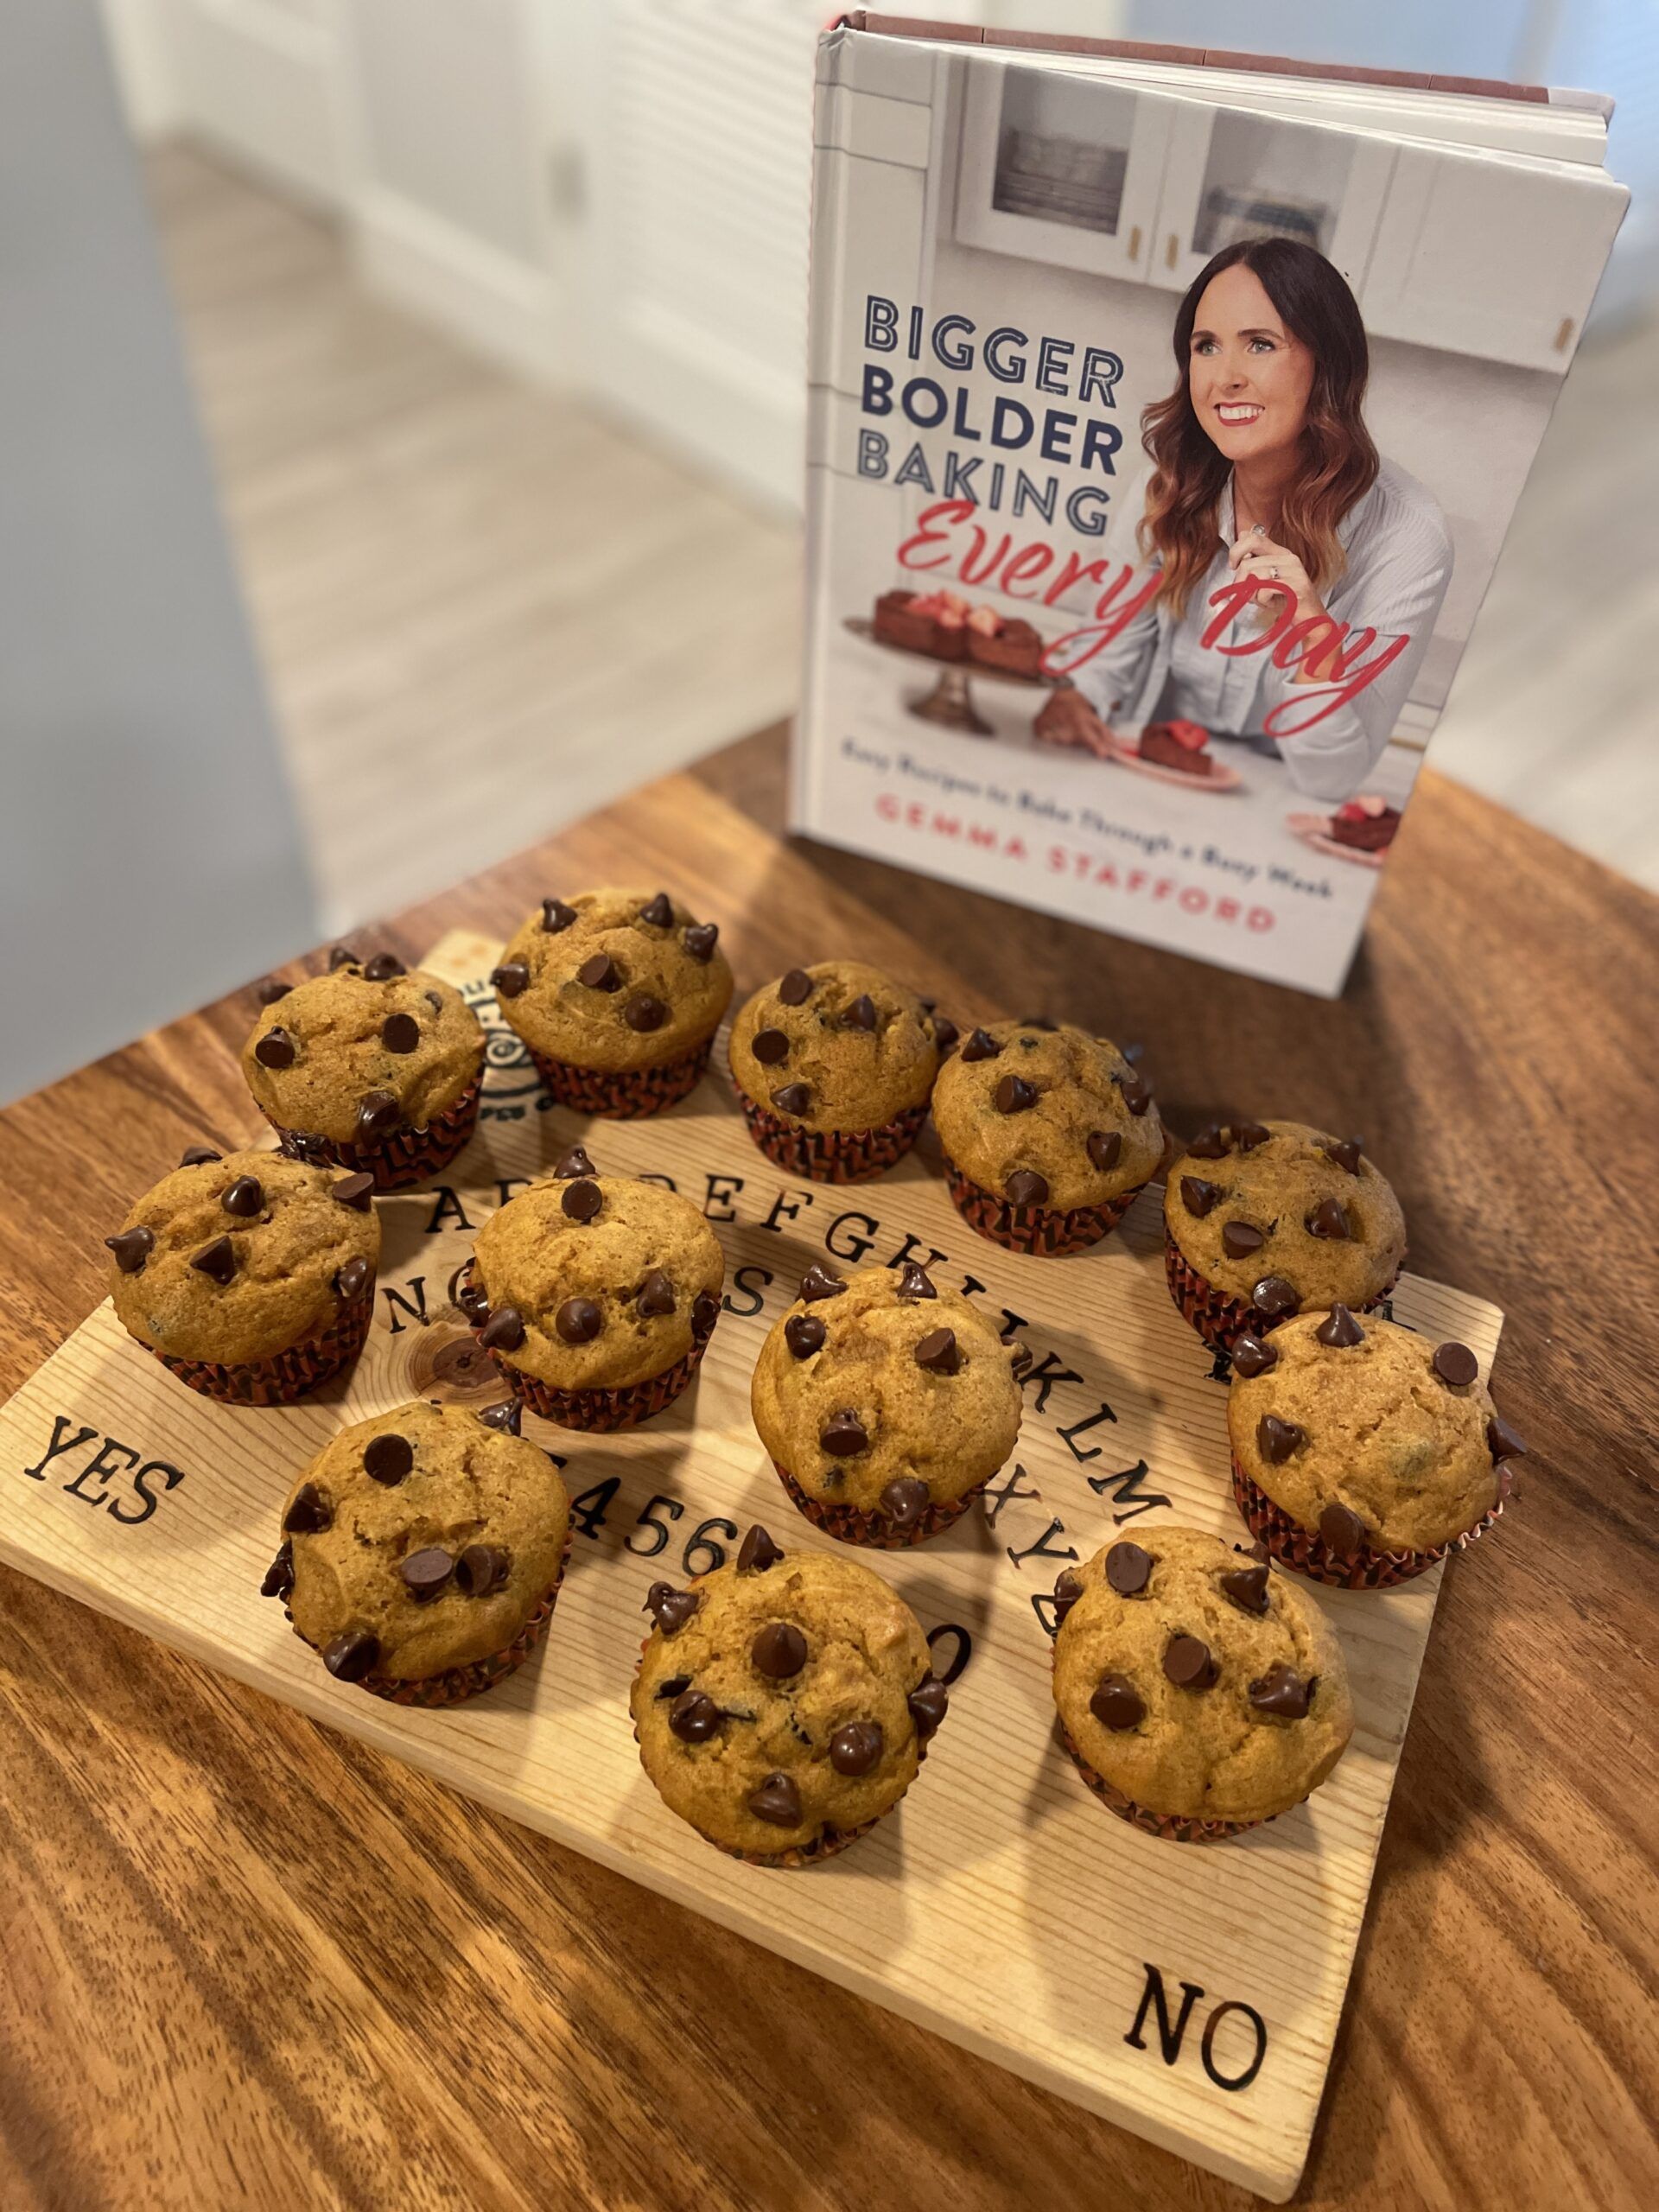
792, 26, 1627, 994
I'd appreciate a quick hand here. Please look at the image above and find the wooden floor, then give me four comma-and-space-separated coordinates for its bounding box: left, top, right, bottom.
149, 143, 1659, 915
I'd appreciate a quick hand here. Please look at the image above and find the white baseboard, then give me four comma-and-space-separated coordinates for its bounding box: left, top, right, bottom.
351, 188, 566, 388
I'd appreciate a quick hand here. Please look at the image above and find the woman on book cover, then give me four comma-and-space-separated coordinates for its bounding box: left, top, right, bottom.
1037, 237, 1452, 804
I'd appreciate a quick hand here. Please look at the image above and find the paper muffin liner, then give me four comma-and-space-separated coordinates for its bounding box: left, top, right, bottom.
264, 1068, 483, 1192
151, 1276, 375, 1407
1162, 1228, 1399, 1354
521, 1036, 713, 1118
736, 1094, 928, 1184
1058, 1723, 1272, 1844
770, 1457, 986, 1549
459, 1257, 717, 1433
944, 1160, 1140, 1255
1230, 1452, 1505, 1591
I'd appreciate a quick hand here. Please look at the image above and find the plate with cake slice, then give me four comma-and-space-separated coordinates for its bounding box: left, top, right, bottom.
1287, 797, 1402, 868
1107, 720, 1243, 791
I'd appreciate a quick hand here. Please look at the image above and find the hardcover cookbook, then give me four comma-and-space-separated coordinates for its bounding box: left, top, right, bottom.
793, 16, 1627, 994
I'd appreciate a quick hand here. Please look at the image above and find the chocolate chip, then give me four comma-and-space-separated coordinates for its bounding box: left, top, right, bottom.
655, 1675, 690, 1700
491, 961, 530, 1000
283, 1483, 331, 1535
932, 1017, 959, 1052
332, 1171, 375, 1211
896, 1261, 936, 1300
1310, 1307, 1363, 1354
334, 1256, 372, 1301
1233, 1119, 1270, 1150
256, 979, 291, 1007
1306, 1197, 1352, 1240
959, 1027, 1001, 1062
752, 1622, 808, 1679
1249, 1663, 1311, 1719
552, 1147, 596, 1183
1488, 1414, 1527, 1461
541, 897, 576, 934
364, 1432, 412, 1484
645, 1582, 701, 1637
669, 1688, 722, 1742
880, 1477, 931, 1527
455, 1544, 510, 1597
907, 1678, 948, 1738
260, 1541, 294, 1600
105, 1225, 155, 1274
356, 1090, 401, 1141
1257, 1414, 1305, 1464
1319, 1502, 1367, 1556
770, 1082, 810, 1116
1222, 1221, 1264, 1258
751, 1027, 790, 1065
639, 892, 675, 928
1221, 1564, 1270, 1617
691, 1290, 721, 1335
1433, 1340, 1479, 1389
556, 1297, 601, 1344
785, 1313, 825, 1359
913, 1327, 959, 1376
480, 1306, 526, 1352
562, 1178, 602, 1222
1253, 1276, 1300, 1318
682, 921, 718, 962
1230, 1332, 1278, 1377
1090, 1673, 1146, 1731
382, 1013, 420, 1054
625, 995, 668, 1033
748, 1772, 803, 1827
1116, 1072, 1152, 1116
737, 1524, 784, 1575
400, 1547, 454, 1602
323, 1630, 379, 1682
1005, 1169, 1049, 1208
798, 1263, 844, 1303
327, 945, 358, 970
219, 1175, 263, 1218
1052, 1569, 1084, 1624
1181, 1176, 1220, 1217
1323, 1136, 1363, 1174
830, 1721, 883, 1777
190, 1235, 237, 1287
476, 1398, 521, 1434
820, 1410, 868, 1458
1088, 1129, 1122, 1174
842, 994, 877, 1032
1105, 1541, 1154, 1596
778, 969, 813, 1005
637, 1269, 676, 1317
361, 953, 406, 982
1187, 1124, 1230, 1159
1163, 1634, 1218, 1690
577, 953, 622, 992
995, 1072, 1038, 1115
254, 1027, 296, 1069
180, 1145, 223, 1166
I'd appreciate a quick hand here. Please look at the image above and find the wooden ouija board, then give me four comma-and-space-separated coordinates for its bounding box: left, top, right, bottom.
0, 930, 1504, 2201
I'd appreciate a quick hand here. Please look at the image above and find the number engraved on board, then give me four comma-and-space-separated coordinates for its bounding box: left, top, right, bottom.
925, 1623, 973, 1685
626, 1493, 685, 1558
683, 1516, 739, 1577
1124, 1964, 1268, 2092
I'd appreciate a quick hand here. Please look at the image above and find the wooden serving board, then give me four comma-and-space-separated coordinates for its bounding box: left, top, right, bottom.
0, 930, 1503, 2202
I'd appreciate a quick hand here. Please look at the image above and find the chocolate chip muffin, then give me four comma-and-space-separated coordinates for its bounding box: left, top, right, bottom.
728, 961, 948, 1182
461, 1147, 724, 1430
106, 1145, 379, 1404
490, 887, 732, 1116
264, 1400, 571, 1706
751, 1260, 1025, 1546
1227, 1308, 1519, 1588
1163, 1119, 1406, 1351
242, 947, 486, 1190
1050, 1527, 1353, 1842
630, 1524, 949, 1866
931, 1019, 1163, 1254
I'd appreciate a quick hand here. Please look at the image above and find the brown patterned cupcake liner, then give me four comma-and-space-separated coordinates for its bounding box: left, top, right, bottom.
1163, 1229, 1399, 1355
944, 1160, 1140, 1255
770, 1458, 986, 1549
152, 1278, 375, 1406
523, 1037, 713, 1118
737, 1094, 928, 1184
1230, 1452, 1505, 1591
1058, 1723, 1274, 1844
263, 1070, 483, 1192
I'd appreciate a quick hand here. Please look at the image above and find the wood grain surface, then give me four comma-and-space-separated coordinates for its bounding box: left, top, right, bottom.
2, 730, 1655, 2211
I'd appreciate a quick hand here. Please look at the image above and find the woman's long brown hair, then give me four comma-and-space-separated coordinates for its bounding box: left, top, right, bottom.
1140, 238, 1378, 618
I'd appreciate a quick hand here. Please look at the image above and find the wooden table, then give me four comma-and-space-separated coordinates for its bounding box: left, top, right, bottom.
2, 730, 1654, 2211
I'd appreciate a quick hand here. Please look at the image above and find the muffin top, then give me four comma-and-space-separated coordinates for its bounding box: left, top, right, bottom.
106, 1147, 380, 1363
1052, 1526, 1354, 1825
630, 1528, 946, 1859
1228, 1310, 1514, 1556
468, 1151, 724, 1392
266, 1400, 570, 1684
491, 887, 733, 1074
241, 952, 486, 1147
1163, 1118, 1405, 1319
750, 1261, 1024, 1526
728, 961, 944, 1135
931, 1019, 1163, 1212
